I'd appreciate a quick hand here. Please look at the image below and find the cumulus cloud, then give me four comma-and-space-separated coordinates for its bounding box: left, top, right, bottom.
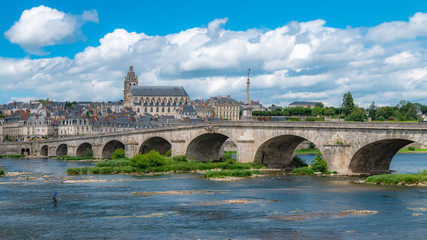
365, 12, 427, 43
3, 12, 427, 107
4, 5, 98, 55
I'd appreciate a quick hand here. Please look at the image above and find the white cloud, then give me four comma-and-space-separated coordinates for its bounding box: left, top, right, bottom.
3, 13, 427, 107
4, 5, 98, 55
365, 12, 427, 43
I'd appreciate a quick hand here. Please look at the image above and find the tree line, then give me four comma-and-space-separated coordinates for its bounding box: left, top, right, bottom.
253, 91, 426, 122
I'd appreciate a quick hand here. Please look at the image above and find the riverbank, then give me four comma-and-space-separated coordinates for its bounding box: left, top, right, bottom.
362, 170, 427, 186
397, 148, 427, 153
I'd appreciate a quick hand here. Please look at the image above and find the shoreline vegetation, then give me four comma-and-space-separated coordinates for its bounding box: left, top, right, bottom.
0, 154, 25, 159
363, 170, 427, 186
66, 150, 266, 180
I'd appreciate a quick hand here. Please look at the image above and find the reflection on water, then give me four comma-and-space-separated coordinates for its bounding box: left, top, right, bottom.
1, 156, 427, 239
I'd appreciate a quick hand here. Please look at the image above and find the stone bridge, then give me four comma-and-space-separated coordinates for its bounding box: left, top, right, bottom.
2, 121, 427, 174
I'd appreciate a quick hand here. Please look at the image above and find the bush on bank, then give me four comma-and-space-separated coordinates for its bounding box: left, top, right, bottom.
311, 153, 328, 172
292, 153, 333, 175
292, 156, 308, 168
0, 169, 4, 176
366, 170, 427, 185
130, 150, 166, 168
112, 148, 125, 159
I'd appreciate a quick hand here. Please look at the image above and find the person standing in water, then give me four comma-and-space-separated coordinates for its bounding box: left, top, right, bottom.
52, 192, 57, 205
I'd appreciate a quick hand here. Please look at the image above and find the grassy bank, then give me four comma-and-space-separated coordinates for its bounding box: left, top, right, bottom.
0, 154, 25, 158
295, 148, 320, 155
397, 147, 427, 153
366, 170, 427, 185
66, 151, 265, 176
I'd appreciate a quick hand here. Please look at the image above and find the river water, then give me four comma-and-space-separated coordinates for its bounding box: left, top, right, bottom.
1, 154, 427, 239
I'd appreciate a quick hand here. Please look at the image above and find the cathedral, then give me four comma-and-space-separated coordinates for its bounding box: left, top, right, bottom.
123, 66, 190, 118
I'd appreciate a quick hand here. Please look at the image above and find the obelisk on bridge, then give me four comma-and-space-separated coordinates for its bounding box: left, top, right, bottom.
241, 68, 253, 121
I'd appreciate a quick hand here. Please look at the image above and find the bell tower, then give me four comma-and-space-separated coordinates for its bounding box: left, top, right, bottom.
123, 65, 138, 108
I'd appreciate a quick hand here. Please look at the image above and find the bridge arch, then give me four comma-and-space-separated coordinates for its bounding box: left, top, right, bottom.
349, 139, 414, 174
40, 145, 48, 156
139, 137, 171, 155
76, 142, 93, 157
56, 144, 68, 156
21, 148, 30, 156
186, 133, 231, 161
254, 135, 321, 169
102, 140, 125, 158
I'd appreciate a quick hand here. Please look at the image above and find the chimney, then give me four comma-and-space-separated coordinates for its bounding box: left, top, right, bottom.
21, 112, 25, 119
113, 115, 116, 120
65, 114, 68, 119
217, 95, 221, 99
105, 117, 108, 123
91, 116, 95, 123
130, 117, 134, 122
202, 99, 204, 103
227, 95, 231, 100
13, 102, 16, 107
210, 97, 213, 105
11, 111, 13, 115
79, 109, 81, 115
258, 100, 259, 104
251, 100, 254, 104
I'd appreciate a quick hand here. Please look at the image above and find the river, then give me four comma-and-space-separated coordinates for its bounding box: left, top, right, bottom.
1, 154, 427, 239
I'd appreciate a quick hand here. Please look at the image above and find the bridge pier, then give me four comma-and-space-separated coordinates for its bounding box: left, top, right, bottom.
92, 144, 103, 159
125, 142, 139, 158
236, 130, 256, 163
48, 146, 56, 157
68, 145, 77, 157
171, 140, 186, 157
321, 144, 352, 174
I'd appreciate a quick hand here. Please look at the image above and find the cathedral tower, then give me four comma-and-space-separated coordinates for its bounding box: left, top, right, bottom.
123, 66, 138, 108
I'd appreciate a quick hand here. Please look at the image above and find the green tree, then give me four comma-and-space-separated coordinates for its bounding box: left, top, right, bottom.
368, 101, 377, 120
345, 108, 367, 122
323, 107, 336, 116
342, 91, 356, 116
0, 114, 5, 118
86, 111, 91, 118
111, 148, 125, 159
311, 153, 328, 173
376, 106, 395, 120
315, 102, 324, 108
130, 150, 166, 169
311, 107, 323, 116
406, 104, 418, 121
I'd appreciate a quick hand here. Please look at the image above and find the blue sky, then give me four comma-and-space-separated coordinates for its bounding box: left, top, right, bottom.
1, 0, 427, 107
